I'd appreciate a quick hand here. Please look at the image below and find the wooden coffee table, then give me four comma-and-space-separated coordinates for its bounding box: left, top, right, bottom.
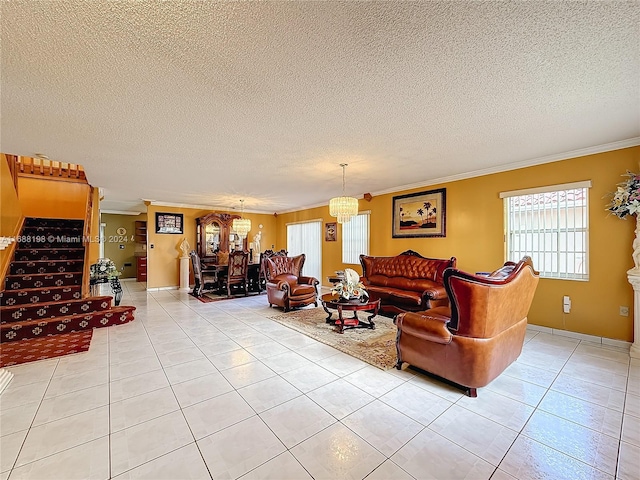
321, 294, 381, 334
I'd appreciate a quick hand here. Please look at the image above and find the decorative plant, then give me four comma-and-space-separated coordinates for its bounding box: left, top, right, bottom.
331, 268, 368, 301
607, 171, 640, 219
90, 258, 121, 279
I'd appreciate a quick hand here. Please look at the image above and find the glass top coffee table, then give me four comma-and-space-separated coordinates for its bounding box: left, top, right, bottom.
320, 293, 381, 334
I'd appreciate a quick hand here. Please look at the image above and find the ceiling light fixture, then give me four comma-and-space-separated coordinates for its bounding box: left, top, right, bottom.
232, 199, 251, 239
329, 164, 358, 224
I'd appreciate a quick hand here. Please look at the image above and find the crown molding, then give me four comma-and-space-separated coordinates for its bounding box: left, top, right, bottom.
142, 199, 270, 215
100, 209, 145, 215
276, 138, 640, 215
367, 137, 640, 199
122, 139, 640, 217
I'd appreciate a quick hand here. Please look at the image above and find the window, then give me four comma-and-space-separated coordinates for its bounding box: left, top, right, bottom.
286, 220, 322, 283
501, 181, 591, 280
342, 212, 370, 264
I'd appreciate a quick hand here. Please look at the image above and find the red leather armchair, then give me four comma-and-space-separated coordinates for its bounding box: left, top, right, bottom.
395, 257, 539, 397
265, 254, 319, 312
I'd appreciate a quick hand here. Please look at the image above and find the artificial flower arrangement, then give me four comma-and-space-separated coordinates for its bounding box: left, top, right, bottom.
608, 171, 640, 219
90, 258, 122, 279
331, 268, 368, 301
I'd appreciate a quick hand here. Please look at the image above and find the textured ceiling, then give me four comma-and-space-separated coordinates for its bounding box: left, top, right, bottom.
2, 1, 639, 214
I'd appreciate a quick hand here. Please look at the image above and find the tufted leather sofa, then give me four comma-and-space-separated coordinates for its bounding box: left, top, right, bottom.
265, 254, 319, 312
359, 250, 456, 315
394, 256, 539, 397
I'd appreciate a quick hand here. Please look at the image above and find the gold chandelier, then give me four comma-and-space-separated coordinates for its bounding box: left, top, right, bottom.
232, 199, 251, 239
329, 164, 358, 224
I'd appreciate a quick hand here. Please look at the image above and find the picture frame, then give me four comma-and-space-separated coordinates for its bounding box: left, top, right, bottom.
325, 222, 337, 242
155, 212, 184, 234
392, 188, 446, 238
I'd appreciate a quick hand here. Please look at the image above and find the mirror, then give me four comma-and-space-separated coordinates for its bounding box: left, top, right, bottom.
205, 223, 220, 256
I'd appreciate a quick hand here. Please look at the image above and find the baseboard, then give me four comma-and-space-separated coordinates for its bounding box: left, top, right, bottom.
527, 324, 631, 349
146, 286, 179, 292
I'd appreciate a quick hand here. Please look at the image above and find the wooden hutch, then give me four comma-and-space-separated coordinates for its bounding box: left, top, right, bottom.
196, 213, 248, 265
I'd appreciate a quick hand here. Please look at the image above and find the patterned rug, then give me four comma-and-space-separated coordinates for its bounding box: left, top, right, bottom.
192, 291, 263, 303
0, 330, 93, 367
267, 307, 398, 370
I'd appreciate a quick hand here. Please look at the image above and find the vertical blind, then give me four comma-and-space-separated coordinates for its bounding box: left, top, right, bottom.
501, 181, 591, 280
286, 220, 322, 284
342, 212, 370, 264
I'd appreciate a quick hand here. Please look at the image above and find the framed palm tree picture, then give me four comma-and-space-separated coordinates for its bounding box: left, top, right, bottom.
392, 188, 446, 238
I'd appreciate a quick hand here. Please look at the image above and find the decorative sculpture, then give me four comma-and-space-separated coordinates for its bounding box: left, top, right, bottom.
253, 230, 261, 256
179, 238, 191, 258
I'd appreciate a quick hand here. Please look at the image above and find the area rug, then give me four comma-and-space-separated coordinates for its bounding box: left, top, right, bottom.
191, 291, 263, 303
0, 330, 93, 367
267, 307, 398, 370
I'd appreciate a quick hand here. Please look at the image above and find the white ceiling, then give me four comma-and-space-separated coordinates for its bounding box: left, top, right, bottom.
2, 1, 639, 214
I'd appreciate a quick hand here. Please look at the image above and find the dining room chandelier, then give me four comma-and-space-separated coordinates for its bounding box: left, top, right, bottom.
329, 163, 358, 224
232, 199, 251, 239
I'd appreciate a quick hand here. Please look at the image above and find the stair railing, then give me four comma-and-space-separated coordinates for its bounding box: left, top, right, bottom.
17, 156, 87, 182
82, 186, 95, 297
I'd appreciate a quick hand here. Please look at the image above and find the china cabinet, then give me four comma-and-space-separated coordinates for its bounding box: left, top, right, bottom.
196, 213, 247, 263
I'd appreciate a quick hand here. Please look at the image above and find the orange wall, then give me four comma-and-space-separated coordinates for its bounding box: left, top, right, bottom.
276, 147, 639, 342
0, 155, 23, 279
18, 176, 91, 219
146, 204, 278, 289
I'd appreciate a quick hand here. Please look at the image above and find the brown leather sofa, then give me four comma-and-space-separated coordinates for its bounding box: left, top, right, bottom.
265, 254, 319, 312
395, 256, 539, 397
359, 250, 456, 315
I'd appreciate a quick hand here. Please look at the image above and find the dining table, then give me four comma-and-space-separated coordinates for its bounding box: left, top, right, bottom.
201, 261, 263, 292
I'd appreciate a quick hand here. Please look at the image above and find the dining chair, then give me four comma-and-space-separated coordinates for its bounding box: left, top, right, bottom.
224, 251, 250, 297
189, 250, 218, 296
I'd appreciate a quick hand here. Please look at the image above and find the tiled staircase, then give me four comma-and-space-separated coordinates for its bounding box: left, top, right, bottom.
0, 218, 135, 355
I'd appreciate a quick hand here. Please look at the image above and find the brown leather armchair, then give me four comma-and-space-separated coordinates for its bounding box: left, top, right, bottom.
258, 249, 288, 292
265, 254, 319, 312
395, 257, 539, 397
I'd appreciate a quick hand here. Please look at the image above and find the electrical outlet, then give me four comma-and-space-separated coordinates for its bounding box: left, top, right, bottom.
620, 306, 630, 317
563, 295, 571, 314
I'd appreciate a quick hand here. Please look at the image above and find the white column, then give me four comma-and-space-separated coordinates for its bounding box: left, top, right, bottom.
627, 273, 640, 358
627, 215, 640, 358
179, 256, 190, 291
0, 368, 14, 395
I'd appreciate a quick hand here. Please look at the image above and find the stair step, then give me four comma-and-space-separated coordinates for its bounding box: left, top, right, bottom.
24, 218, 84, 229
0, 330, 93, 367
1, 296, 113, 324
17, 240, 84, 249
10, 260, 84, 275
14, 248, 84, 262
0, 306, 136, 343
0, 286, 83, 306
22, 226, 83, 236
4, 272, 83, 290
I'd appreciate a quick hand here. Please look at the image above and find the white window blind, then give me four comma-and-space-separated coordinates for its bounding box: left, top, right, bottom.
286, 220, 322, 284
501, 181, 590, 280
342, 212, 370, 264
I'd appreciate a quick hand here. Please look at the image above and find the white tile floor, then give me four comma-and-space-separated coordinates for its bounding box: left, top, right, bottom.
1, 281, 639, 479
